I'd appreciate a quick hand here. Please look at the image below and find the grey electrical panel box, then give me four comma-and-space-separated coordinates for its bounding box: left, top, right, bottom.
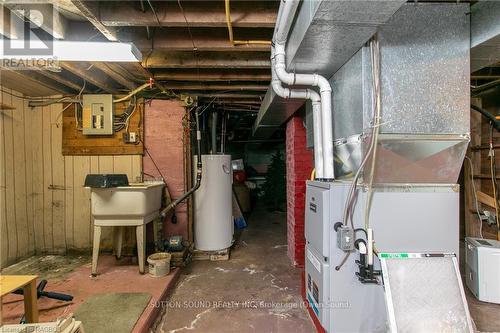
82, 94, 114, 135
336, 225, 354, 251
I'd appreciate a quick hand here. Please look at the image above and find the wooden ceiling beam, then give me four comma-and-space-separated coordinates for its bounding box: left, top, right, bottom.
153, 69, 271, 82
160, 82, 268, 91
6, 3, 68, 39
122, 27, 272, 52
2, 69, 73, 94
219, 108, 258, 113
0, 6, 23, 39
92, 62, 137, 90
99, 1, 277, 28
143, 51, 271, 69
70, 0, 118, 41
36, 69, 83, 92
212, 100, 262, 105
60, 62, 120, 94
194, 93, 264, 99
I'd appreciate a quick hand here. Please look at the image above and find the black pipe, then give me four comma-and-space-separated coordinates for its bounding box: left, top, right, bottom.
211, 110, 218, 154
471, 104, 500, 132
160, 108, 202, 217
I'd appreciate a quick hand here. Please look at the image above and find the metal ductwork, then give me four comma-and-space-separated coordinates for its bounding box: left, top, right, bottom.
471, 1, 500, 72
331, 3, 470, 184
253, 0, 405, 139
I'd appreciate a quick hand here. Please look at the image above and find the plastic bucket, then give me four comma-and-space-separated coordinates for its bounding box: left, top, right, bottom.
147, 252, 171, 277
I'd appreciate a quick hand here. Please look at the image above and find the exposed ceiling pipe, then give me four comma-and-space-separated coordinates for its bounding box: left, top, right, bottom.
212, 110, 218, 154
271, 0, 334, 180
224, 0, 272, 46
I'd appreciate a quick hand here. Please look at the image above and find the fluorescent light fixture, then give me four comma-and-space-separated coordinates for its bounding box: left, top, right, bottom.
0, 40, 142, 62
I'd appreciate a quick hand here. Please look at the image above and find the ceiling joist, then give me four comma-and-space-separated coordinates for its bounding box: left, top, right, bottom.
99, 1, 277, 28
6, 3, 68, 39
60, 62, 120, 94
124, 27, 272, 52
92, 63, 137, 90
152, 69, 271, 82
70, 0, 118, 41
143, 51, 271, 69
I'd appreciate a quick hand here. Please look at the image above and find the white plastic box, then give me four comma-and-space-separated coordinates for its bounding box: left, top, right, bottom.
465, 237, 500, 304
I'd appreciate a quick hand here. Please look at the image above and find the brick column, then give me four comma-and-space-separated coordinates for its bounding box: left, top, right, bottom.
286, 116, 313, 267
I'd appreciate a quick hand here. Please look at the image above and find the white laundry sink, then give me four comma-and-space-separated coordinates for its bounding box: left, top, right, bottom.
89, 181, 164, 226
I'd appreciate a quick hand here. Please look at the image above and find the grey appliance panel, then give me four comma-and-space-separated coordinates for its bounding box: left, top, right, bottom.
305, 182, 332, 257
465, 239, 479, 299
367, 187, 460, 255
327, 182, 387, 333
305, 244, 330, 329
325, 182, 460, 332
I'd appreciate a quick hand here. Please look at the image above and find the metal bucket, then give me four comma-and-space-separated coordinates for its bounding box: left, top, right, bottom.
147, 252, 171, 277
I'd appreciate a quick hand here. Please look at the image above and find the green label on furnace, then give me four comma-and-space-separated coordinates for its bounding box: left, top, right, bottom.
380, 253, 409, 259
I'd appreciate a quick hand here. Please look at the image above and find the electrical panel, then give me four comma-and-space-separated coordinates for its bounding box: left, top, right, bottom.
82, 94, 114, 135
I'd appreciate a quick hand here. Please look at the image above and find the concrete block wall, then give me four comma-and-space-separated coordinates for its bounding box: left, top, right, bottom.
286, 116, 313, 267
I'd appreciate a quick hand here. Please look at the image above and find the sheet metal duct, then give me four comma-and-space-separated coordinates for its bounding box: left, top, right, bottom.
253, 0, 405, 139
331, 3, 470, 183
471, 1, 500, 72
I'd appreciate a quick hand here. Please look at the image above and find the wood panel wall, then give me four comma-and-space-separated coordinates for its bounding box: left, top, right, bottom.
0, 87, 142, 268
62, 101, 144, 155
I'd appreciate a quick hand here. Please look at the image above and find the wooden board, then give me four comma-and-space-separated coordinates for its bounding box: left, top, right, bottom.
192, 248, 230, 261
0, 86, 144, 265
62, 100, 144, 155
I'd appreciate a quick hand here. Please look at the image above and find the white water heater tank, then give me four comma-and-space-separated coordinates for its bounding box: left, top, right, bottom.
194, 154, 233, 251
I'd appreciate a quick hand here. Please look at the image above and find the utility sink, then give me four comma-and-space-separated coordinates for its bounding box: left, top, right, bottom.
89, 181, 164, 226
88, 181, 164, 275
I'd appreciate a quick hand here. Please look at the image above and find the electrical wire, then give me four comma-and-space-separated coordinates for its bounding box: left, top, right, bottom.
198, 97, 218, 116
363, 37, 382, 232
113, 96, 137, 132
177, 0, 196, 51
113, 83, 151, 103
146, 0, 161, 26
335, 252, 351, 271
145, 147, 167, 181
489, 123, 500, 232
336, 37, 381, 272
465, 155, 483, 238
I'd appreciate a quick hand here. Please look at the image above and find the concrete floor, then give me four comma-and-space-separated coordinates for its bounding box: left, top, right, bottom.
154, 206, 315, 333
154, 206, 500, 333
2, 254, 180, 333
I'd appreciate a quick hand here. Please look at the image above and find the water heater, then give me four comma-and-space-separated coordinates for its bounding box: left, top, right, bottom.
194, 154, 233, 251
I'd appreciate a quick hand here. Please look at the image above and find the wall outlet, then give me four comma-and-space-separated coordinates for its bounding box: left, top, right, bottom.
122, 132, 138, 144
